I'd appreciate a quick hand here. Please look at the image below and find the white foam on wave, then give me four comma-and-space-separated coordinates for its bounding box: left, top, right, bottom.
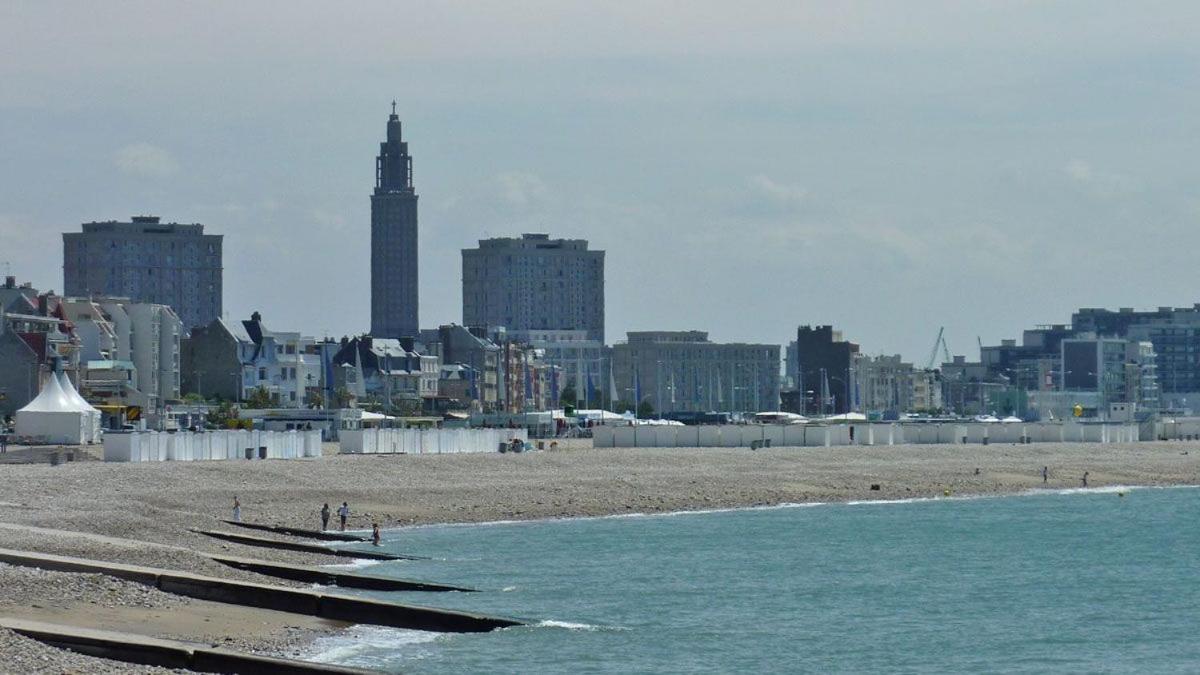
305, 625, 440, 665
533, 619, 628, 632
322, 557, 384, 570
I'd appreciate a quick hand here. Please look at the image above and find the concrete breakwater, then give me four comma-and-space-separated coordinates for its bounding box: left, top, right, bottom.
0, 617, 373, 674
0, 548, 523, 633
190, 528, 421, 560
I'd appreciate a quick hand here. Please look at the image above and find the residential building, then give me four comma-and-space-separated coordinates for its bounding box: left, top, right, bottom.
461, 233, 605, 342
507, 329, 609, 408
852, 354, 914, 416
331, 335, 437, 413
0, 282, 81, 416
421, 325, 502, 412
182, 312, 322, 407
63, 216, 222, 332
1073, 305, 1200, 400
792, 325, 859, 415
370, 106, 420, 338
611, 331, 780, 414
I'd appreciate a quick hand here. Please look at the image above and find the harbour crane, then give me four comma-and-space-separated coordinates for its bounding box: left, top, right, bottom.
926, 327, 952, 370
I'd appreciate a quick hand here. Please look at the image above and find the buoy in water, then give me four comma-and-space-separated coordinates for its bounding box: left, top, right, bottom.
943, 489, 952, 496
1118, 492, 1125, 497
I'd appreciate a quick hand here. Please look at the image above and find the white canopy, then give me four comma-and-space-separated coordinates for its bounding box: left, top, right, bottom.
15, 374, 90, 444
58, 371, 101, 413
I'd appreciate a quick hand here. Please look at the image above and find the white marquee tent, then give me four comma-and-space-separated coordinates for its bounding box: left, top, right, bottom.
58, 371, 102, 442
14, 372, 99, 444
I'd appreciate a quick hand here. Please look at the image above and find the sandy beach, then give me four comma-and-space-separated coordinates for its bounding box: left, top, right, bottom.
0, 440, 1198, 671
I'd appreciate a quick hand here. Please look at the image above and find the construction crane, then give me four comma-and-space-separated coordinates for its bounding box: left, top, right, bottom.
926, 327, 952, 370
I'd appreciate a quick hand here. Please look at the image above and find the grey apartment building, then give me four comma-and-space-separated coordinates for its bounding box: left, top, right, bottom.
63, 216, 222, 332
462, 234, 604, 342
370, 106, 420, 338
612, 331, 780, 414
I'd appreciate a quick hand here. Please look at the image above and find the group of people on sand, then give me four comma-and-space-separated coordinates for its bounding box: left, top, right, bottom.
1039, 466, 1091, 487
232, 497, 381, 546
320, 501, 382, 546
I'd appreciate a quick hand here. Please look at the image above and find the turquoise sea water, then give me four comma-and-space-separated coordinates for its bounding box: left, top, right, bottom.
309, 487, 1200, 673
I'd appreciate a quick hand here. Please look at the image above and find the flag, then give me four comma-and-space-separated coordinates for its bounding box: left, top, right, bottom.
609, 368, 618, 403
586, 368, 596, 406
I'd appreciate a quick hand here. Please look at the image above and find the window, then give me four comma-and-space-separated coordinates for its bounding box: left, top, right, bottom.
259, 368, 266, 381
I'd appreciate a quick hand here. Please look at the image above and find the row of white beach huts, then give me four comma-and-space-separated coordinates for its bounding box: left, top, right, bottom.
591, 421, 1144, 448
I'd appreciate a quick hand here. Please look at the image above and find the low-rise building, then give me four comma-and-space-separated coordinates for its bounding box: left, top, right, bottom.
331, 335, 437, 414
611, 331, 780, 414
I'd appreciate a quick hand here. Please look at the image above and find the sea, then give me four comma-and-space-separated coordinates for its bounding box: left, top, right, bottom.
307, 486, 1200, 673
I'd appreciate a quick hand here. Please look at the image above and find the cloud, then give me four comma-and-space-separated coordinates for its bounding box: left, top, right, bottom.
113, 142, 179, 178
1062, 158, 1134, 198
494, 171, 550, 209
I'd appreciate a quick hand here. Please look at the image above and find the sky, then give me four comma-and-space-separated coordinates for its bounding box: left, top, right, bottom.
2, 1, 1199, 363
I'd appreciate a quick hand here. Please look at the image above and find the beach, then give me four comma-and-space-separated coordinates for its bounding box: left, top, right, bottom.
0, 440, 1197, 671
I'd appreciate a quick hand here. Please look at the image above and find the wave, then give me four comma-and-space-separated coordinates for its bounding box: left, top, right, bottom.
305, 625, 440, 665
532, 619, 629, 632
321, 557, 384, 570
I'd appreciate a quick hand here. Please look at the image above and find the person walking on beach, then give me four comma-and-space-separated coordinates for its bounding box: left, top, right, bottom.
372, 523, 381, 547
1042, 466, 1048, 484
320, 503, 331, 531
338, 502, 349, 531
232, 496, 241, 522
1082, 471, 1089, 488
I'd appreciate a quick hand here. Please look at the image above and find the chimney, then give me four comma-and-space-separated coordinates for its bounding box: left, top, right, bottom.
3, 276, 13, 289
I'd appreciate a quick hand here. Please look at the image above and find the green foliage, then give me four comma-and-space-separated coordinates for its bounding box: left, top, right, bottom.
245, 386, 273, 409
611, 399, 635, 415
304, 389, 324, 409
636, 400, 655, 419
333, 386, 355, 408
206, 401, 238, 429
560, 384, 577, 408
182, 392, 206, 404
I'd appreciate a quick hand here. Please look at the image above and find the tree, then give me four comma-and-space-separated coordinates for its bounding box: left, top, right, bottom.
206, 401, 238, 429
245, 386, 273, 409
304, 389, 324, 410
611, 399, 635, 415
636, 400, 655, 419
333, 386, 355, 408
182, 392, 206, 404
560, 384, 577, 408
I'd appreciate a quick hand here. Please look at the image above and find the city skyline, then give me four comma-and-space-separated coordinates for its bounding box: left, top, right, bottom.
3, 3, 1199, 362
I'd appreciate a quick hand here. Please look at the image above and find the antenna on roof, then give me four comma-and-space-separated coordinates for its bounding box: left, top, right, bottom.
391, 100, 397, 115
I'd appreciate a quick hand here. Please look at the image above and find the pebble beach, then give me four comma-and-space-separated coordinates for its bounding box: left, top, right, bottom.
0, 440, 1197, 672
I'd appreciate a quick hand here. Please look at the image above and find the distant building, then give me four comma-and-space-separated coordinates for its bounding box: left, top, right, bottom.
182, 311, 323, 407
461, 233, 605, 342
0, 280, 81, 416
332, 335, 437, 413
421, 325, 501, 412
507, 329, 609, 408
793, 325, 859, 415
611, 331, 780, 414
62, 216, 222, 333
60, 297, 182, 411
370, 107, 420, 338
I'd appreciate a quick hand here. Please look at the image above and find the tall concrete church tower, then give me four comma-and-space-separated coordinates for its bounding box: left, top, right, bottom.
370, 103, 419, 338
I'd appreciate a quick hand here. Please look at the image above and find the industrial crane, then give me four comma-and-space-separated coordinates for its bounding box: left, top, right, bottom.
926, 327, 952, 370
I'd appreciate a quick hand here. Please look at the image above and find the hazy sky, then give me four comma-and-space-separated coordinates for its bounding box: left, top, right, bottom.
3, 2, 1198, 362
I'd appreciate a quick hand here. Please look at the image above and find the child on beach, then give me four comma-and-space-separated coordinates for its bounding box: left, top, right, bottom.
1082, 472, 1089, 487
232, 496, 241, 522
338, 502, 349, 531
372, 523, 381, 547
321, 503, 331, 531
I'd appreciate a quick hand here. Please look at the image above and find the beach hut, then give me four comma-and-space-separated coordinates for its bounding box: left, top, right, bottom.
14, 373, 89, 444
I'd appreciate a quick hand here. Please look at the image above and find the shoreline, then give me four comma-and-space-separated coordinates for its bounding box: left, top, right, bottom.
0, 441, 1197, 671
374, 481, 1200, 534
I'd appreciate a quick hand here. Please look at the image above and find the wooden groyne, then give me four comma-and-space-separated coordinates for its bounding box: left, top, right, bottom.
208, 554, 477, 592
0, 548, 523, 633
